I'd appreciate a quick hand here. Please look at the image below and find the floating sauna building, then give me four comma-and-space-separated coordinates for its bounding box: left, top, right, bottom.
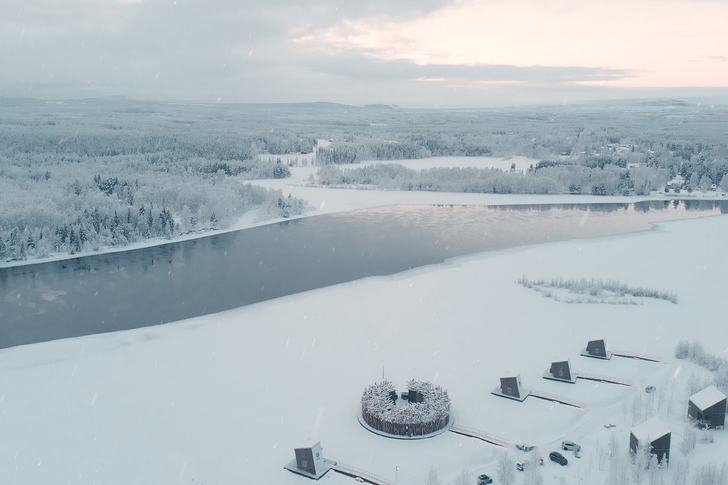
544, 360, 577, 384
360, 380, 451, 438
688, 385, 727, 429
492, 374, 528, 401
284, 442, 335, 479
581, 339, 612, 360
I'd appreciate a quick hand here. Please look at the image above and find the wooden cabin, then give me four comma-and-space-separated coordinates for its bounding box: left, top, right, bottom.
582, 338, 612, 360
688, 385, 727, 429
294, 442, 325, 476
285, 441, 334, 479
491, 374, 529, 401
630, 417, 671, 464
544, 359, 577, 383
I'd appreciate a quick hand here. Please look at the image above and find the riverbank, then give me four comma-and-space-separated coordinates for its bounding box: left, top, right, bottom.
2, 156, 725, 269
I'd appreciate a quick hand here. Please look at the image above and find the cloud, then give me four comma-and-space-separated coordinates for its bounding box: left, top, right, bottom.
306, 54, 633, 85
0, 0, 725, 106
699, 56, 728, 62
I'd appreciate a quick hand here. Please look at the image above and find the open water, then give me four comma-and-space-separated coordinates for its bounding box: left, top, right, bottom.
1, 200, 725, 349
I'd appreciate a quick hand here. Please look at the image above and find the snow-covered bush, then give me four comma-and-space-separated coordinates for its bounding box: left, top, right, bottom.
676, 340, 727, 375
518, 276, 678, 304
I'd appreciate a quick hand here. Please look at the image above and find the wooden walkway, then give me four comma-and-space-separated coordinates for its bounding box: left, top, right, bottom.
528, 390, 587, 409
611, 350, 662, 363
449, 425, 510, 448
576, 372, 633, 387
331, 463, 394, 485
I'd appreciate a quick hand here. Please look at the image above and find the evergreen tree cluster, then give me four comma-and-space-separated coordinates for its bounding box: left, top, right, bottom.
313, 162, 669, 196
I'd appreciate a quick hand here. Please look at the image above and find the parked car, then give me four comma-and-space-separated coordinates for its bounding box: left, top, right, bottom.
549, 451, 568, 466
516, 462, 526, 471
561, 441, 581, 452
477, 474, 493, 484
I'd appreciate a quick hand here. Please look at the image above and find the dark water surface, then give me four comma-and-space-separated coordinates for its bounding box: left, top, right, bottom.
1, 200, 725, 349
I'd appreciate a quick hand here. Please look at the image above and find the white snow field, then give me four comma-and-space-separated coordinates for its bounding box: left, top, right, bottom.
352, 155, 536, 173
1, 204, 727, 484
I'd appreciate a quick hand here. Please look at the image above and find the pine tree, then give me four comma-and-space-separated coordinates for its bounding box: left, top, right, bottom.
424, 467, 442, 485
68, 229, 77, 254
0, 234, 7, 260
497, 453, 515, 485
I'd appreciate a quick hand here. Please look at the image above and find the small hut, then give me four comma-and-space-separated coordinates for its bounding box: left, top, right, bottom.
544, 359, 577, 383
492, 374, 528, 401
407, 388, 424, 403
284, 442, 333, 479
688, 385, 727, 429
630, 417, 671, 464
581, 339, 612, 360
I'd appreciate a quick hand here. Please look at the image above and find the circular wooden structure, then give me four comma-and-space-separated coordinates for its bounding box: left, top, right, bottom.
360, 379, 450, 438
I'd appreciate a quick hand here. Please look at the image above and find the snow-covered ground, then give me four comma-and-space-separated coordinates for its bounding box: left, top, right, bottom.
352, 155, 536, 173
2, 156, 728, 484
1, 194, 727, 484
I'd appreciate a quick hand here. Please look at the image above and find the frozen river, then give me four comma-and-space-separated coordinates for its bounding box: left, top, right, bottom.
0, 199, 724, 349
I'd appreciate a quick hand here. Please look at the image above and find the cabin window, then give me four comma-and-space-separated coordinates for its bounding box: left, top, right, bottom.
302, 460, 307, 468
507, 386, 512, 393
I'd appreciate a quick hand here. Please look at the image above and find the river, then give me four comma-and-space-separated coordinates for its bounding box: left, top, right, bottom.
0, 200, 725, 349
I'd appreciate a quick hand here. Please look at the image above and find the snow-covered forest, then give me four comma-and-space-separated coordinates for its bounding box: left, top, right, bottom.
0, 98, 314, 261
312, 101, 728, 195
2, 97, 728, 263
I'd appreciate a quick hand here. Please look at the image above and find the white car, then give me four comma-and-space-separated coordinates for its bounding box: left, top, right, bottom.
561, 441, 581, 452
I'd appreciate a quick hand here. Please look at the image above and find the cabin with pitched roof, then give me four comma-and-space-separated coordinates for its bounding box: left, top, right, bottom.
630, 417, 671, 464
688, 385, 727, 429
544, 359, 577, 383
581, 338, 612, 360
492, 374, 528, 401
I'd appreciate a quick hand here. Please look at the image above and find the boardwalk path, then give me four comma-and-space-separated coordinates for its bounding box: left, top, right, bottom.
331, 463, 394, 485
448, 425, 510, 448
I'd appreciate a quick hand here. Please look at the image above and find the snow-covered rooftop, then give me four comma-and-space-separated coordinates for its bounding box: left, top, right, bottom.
631, 417, 671, 443
295, 441, 321, 450
690, 385, 727, 411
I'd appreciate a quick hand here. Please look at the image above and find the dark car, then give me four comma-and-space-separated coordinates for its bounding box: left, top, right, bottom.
549, 451, 568, 466
477, 474, 493, 485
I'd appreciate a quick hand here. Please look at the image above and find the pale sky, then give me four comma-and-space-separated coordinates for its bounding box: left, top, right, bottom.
2, 0, 727, 107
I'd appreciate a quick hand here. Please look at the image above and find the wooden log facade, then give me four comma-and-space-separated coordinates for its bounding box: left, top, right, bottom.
361, 380, 451, 437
